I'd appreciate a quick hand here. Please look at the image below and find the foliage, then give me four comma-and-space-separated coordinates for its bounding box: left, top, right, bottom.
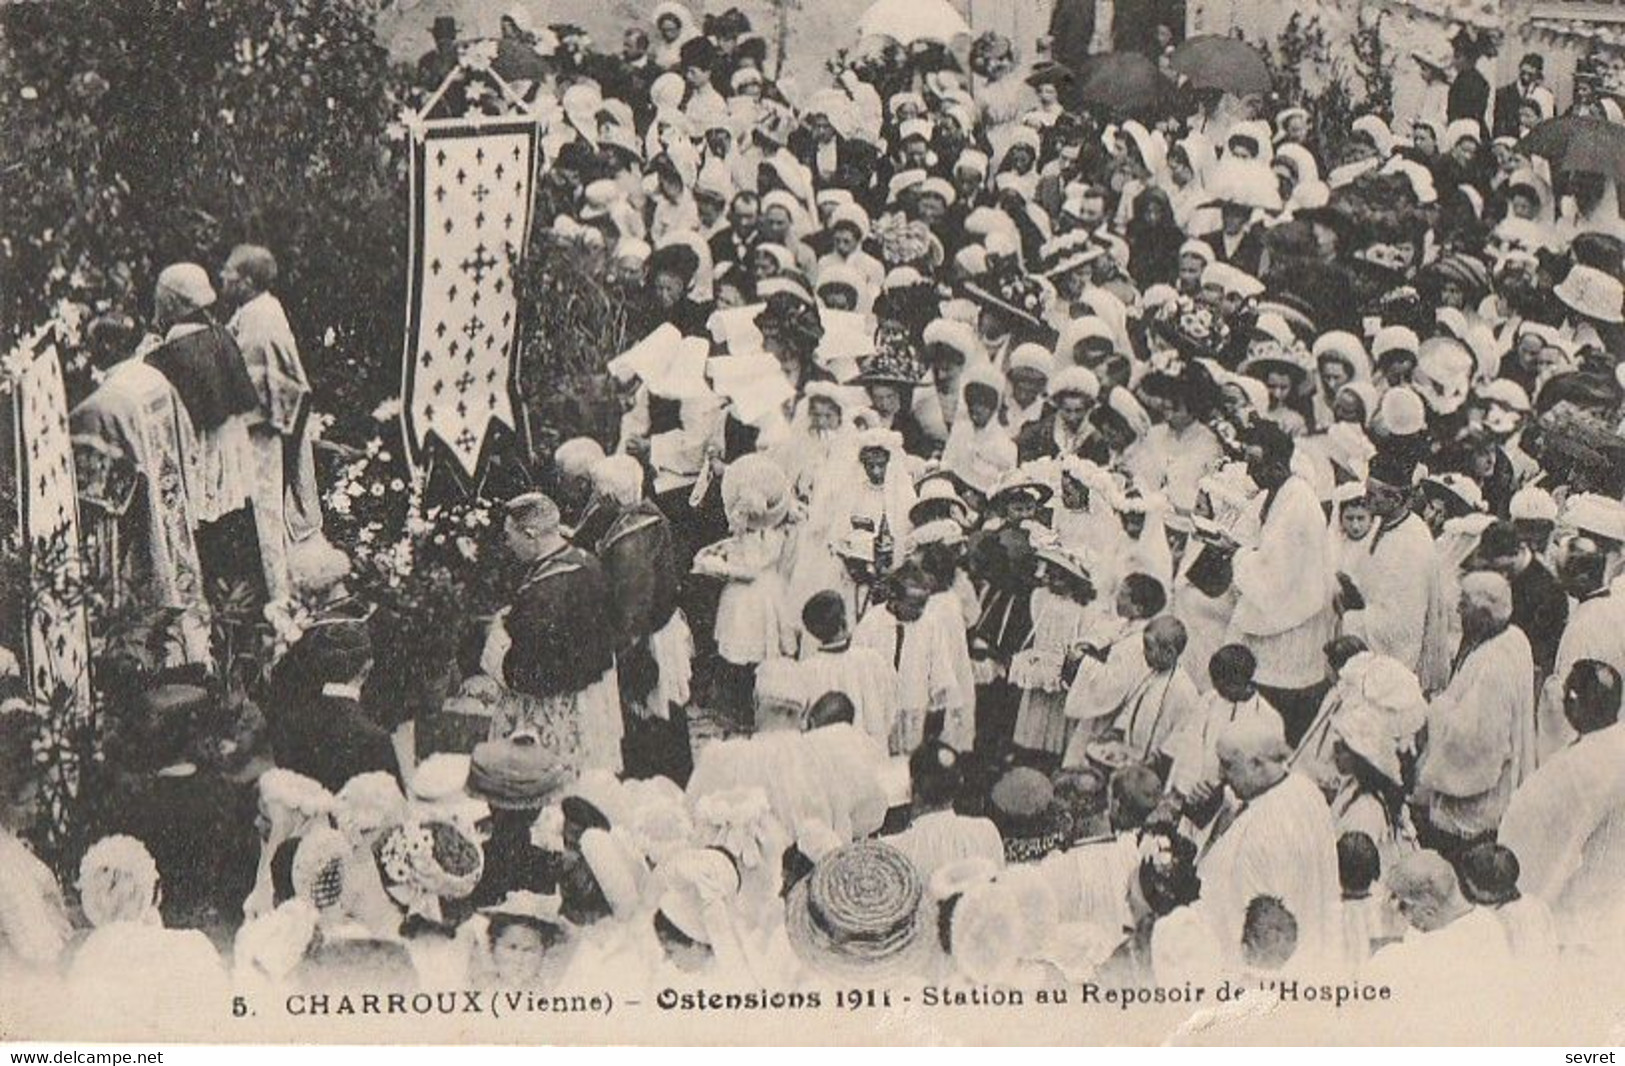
1254, 12, 1396, 169
0, 0, 414, 434
513, 236, 637, 449
317, 406, 507, 726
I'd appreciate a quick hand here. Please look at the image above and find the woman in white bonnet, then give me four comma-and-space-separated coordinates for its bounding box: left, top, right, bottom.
69, 835, 228, 1018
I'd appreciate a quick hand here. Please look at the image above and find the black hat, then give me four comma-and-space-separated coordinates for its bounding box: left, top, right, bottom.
648, 243, 701, 284
704, 8, 752, 37
1366, 446, 1418, 488
680, 36, 718, 70
1025, 61, 1074, 88
432, 16, 458, 40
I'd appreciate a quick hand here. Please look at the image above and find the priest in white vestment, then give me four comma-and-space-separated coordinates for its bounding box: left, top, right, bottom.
1340, 456, 1454, 694
1500, 659, 1625, 950
1417, 572, 1536, 851
70, 325, 210, 665
1219, 425, 1336, 735
1536, 522, 1625, 760
1197, 716, 1343, 971
1366, 850, 1513, 995
223, 245, 323, 602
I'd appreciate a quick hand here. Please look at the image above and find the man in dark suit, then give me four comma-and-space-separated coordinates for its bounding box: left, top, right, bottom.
1474, 520, 1569, 679
267, 621, 399, 794
708, 190, 761, 271
1493, 54, 1553, 139
1446, 32, 1490, 130
591, 456, 693, 784
1201, 197, 1266, 277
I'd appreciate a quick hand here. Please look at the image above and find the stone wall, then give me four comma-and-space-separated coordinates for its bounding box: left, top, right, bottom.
380, 0, 1055, 97
1188, 0, 1618, 125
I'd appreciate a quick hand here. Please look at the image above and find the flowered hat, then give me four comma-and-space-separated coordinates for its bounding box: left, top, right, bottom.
754, 290, 826, 354
854, 324, 925, 387
785, 840, 932, 981
873, 214, 941, 270
965, 271, 1056, 337
376, 818, 485, 923
1151, 295, 1232, 364
1420, 472, 1486, 517
721, 454, 792, 531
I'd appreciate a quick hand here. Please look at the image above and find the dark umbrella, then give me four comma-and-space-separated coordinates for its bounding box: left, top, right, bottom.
1069, 52, 1178, 119
1519, 116, 1625, 182
1169, 35, 1273, 96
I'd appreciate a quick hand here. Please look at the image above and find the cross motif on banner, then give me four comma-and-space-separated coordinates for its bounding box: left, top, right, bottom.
404, 124, 535, 478
461, 243, 498, 285
11, 331, 94, 847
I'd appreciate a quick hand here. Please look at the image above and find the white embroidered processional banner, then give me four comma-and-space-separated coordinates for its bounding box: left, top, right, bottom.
10, 326, 95, 834
401, 119, 540, 480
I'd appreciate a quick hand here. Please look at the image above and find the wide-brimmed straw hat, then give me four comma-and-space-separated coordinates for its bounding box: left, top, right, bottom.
1554, 264, 1625, 325
785, 840, 933, 981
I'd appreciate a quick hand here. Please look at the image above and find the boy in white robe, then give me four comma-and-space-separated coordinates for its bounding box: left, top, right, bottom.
1060, 573, 1167, 764
1167, 643, 1285, 796
853, 564, 974, 753
883, 742, 1004, 882
1340, 458, 1454, 694
797, 590, 900, 753
1417, 572, 1535, 853
1457, 842, 1559, 974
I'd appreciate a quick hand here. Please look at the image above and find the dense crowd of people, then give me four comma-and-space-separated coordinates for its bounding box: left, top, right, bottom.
8, 0, 1625, 1019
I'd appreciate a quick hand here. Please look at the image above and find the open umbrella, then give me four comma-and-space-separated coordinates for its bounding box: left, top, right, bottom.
1069, 52, 1178, 119
1519, 116, 1625, 183
1169, 35, 1273, 96
857, 0, 972, 45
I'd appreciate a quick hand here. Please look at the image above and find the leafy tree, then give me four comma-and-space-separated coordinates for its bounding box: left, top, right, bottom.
0, 0, 413, 429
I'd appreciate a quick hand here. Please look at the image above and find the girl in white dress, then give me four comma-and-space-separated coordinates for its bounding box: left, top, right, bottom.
1011, 546, 1100, 760
695, 456, 794, 732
